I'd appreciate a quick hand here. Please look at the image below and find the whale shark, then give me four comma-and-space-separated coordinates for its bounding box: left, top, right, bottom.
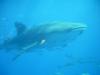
0, 22, 87, 60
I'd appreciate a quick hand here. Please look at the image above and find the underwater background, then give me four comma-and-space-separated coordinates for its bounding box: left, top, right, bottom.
0, 0, 100, 75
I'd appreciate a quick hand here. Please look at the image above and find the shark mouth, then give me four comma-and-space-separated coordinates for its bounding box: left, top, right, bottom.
73, 26, 87, 31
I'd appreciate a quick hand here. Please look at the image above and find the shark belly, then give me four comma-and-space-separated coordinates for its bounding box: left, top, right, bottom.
42, 28, 84, 49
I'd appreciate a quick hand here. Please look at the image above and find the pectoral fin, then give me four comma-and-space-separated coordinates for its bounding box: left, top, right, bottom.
12, 51, 25, 61
12, 42, 38, 61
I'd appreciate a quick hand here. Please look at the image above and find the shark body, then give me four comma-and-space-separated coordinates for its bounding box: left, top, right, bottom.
0, 22, 87, 60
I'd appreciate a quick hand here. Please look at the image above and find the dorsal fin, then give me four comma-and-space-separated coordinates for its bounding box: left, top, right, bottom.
15, 22, 27, 35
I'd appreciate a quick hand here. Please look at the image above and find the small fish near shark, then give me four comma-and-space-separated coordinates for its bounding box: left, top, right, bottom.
0, 21, 87, 61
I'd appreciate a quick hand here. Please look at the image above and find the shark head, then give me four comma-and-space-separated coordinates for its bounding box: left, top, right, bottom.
43, 22, 87, 33
39, 22, 87, 48
66, 22, 87, 32
62, 22, 87, 35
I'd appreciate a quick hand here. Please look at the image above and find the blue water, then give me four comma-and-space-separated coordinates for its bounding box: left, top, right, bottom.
0, 0, 100, 75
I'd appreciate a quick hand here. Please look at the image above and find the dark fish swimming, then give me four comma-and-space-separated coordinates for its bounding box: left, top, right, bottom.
0, 22, 87, 60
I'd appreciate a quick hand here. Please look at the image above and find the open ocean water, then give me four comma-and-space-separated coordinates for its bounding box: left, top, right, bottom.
0, 0, 100, 75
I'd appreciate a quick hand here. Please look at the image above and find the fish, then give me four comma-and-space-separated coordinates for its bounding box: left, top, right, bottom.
0, 21, 87, 60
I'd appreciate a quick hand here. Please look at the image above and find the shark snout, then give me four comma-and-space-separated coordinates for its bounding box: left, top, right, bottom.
73, 26, 87, 31
66, 23, 87, 35
71, 23, 87, 31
